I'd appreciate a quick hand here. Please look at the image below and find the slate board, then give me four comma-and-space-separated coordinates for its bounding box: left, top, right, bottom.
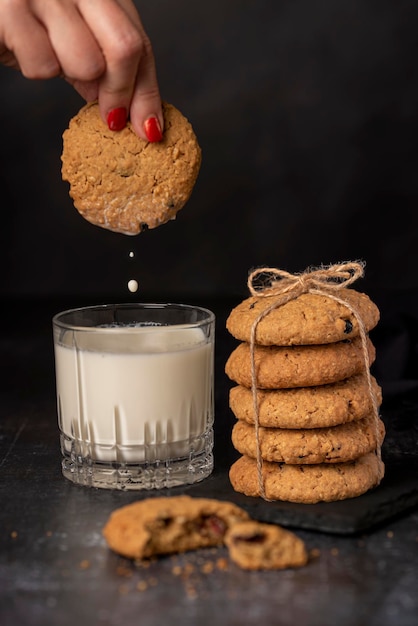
186, 449, 418, 535
184, 397, 418, 535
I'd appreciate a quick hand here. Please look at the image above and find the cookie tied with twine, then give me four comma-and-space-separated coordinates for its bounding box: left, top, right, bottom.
227, 261, 383, 502
226, 262, 380, 346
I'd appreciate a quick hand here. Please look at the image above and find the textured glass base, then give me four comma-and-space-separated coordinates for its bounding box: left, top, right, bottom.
60, 429, 214, 490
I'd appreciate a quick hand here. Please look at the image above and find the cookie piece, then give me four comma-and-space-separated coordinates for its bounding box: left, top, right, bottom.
103, 495, 249, 560
229, 453, 385, 503
226, 290, 380, 346
225, 336, 376, 389
224, 520, 308, 570
61, 101, 201, 235
229, 374, 382, 429
231, 414, 385, 464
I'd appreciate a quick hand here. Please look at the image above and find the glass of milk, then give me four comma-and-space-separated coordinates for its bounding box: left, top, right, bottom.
52, 303, 215, 490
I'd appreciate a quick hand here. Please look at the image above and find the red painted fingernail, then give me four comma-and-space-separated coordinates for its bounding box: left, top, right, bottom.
144, 116, 163, 142
107, 107, 127, 131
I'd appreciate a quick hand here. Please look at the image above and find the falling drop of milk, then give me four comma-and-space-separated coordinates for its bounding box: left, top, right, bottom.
129, 251, 135, 258
127, 279, 139, 293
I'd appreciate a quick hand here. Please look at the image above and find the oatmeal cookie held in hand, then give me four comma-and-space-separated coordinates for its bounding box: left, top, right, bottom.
61, 102, 201, 235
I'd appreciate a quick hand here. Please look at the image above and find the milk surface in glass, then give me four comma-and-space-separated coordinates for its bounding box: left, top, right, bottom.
55, 324, 213, 463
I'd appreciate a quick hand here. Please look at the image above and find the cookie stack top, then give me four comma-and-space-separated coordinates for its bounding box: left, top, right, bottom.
227, 289, 380, 347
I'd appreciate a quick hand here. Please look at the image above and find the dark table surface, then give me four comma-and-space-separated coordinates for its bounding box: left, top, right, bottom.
1, 297, 417, 626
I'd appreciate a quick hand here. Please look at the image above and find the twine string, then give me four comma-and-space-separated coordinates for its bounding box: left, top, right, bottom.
247, 261, 365, 297
247, 261, 381, 501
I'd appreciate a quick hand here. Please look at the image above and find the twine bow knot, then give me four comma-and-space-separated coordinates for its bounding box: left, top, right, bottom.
245, 261, 381, 501
247, 261, 365, 299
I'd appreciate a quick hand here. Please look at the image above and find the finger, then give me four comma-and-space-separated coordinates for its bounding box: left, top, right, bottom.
79, 0, 163, 139
129, 44, 163, 141
33, 0, 105, 82
64, 77, 99, 103
116, 0, 163, 139
0, 47, 20, 71
1, 7, 60, 78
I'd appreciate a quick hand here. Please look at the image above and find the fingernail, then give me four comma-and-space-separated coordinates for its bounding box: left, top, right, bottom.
107, 107, 127, 131
144, 116, 163, 142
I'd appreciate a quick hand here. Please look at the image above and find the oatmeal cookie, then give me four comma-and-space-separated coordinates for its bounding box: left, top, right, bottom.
225, 336, 376, 389
229, 452, 385, 503
226, 290, 380, 346
103, 495, 249, 560
231, 414, 385, 464
229, 374, 382, 428
225, 520, 308, 570
61, 101, 201, 235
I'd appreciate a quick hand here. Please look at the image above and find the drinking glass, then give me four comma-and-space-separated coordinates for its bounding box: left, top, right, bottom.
52, 303, 215, 490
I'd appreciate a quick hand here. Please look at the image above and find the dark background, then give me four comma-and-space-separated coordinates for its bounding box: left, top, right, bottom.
1, 8, 418, 624
1, 0, 417, 311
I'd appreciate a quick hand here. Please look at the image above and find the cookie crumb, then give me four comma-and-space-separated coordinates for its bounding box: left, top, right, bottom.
172, 565, 183, 576
135, 558, 153, 568
200, 561, 215, 574
216, 557, 229, 571
309, 548, 321, 560
185, 584, 198, 599
79, 559, 90, 570
183, 563, 195, 576
137, 580, 148, 592
116, 564, 133, 578
10, 531, 18, 539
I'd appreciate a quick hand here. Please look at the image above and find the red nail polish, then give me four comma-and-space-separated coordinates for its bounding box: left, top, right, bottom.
144, 116, 163, 142
107, 108, 127, 131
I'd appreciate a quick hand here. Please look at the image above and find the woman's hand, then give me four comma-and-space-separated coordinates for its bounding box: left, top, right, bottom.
0, 0, 163, 141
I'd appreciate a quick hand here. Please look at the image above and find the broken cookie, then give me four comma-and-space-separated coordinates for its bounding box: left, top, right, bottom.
103, 495, 249, 560
224, 520, 308, 570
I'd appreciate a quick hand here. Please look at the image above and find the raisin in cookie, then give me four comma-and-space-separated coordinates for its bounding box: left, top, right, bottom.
103, 495, 249, 560
61, 101, 201, 235
226, 290, 380, 346
225, 336, 376, 389
229, 453, 385, 503
231, 414, 385, 464
229, 374, 382, 429
224, 520, 308, 570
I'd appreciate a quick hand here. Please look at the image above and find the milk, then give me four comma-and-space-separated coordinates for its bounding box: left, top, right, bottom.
54, 326, 213, 463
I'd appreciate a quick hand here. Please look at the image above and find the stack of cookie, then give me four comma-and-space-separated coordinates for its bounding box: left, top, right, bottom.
225, 288, 385, 503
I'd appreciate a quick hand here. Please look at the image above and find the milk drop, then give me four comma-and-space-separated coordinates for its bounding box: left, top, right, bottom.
128, 279, 139, 293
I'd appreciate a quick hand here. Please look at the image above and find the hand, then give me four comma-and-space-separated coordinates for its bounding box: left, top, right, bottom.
0, 0, 163, 141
